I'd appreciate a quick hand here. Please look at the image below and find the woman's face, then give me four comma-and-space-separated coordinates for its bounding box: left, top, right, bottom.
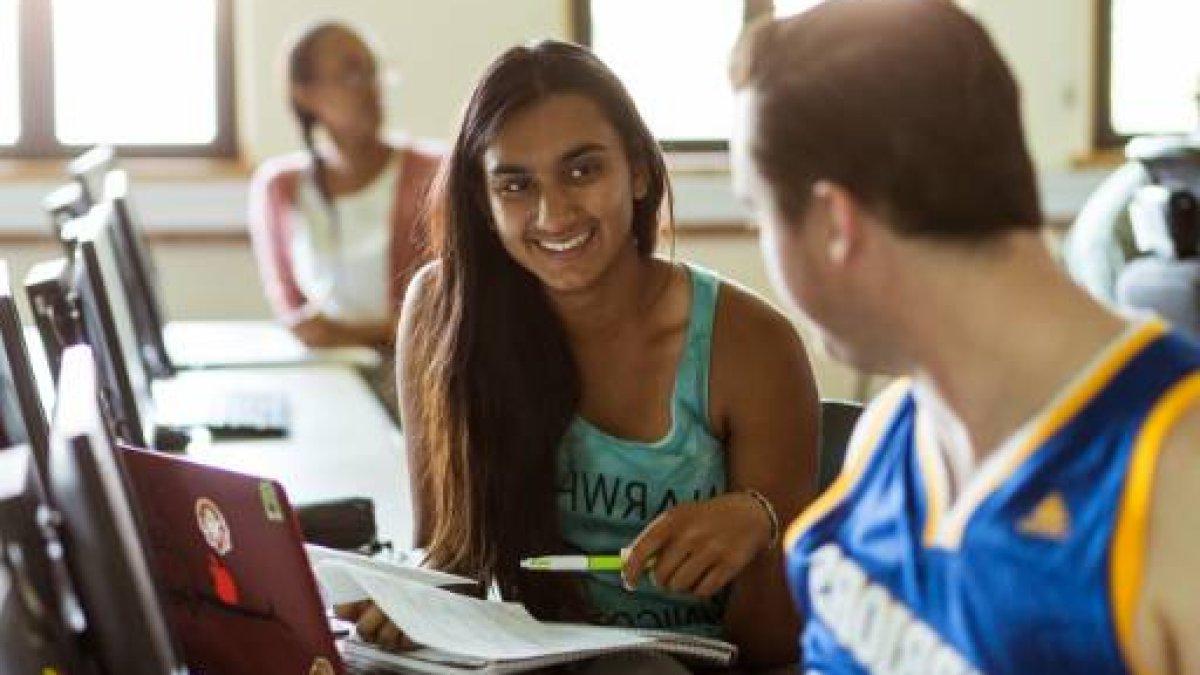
292, 27, 383, 141
482, 93, 648, 295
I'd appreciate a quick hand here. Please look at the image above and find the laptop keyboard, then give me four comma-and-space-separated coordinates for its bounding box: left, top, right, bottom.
162, 390, 291, 439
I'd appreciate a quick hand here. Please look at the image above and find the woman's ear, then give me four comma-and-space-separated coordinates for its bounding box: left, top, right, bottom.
631, 160, 649, 202
291, 84, 316, 118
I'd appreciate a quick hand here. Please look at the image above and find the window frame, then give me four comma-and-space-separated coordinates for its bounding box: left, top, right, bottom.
1092, 0, 1123, 150
571, 0, 772, 153
1, 0, 237, 159
1093, 0, 1199, 151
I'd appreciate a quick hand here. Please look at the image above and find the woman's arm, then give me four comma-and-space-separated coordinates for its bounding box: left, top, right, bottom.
334, 262, 439, 651
395, 262, 440, 548
246, 161, 313, 325
624, 284, 820, 667
712, 286, 818, 666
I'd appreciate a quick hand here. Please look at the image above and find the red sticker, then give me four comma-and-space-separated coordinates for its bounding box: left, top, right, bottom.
207, 551, 240, 606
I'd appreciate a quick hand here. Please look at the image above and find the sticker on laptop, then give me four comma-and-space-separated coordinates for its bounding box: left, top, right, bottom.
195, 497, 233, 556
259, 481, 285, 522
309, 657, 335, 675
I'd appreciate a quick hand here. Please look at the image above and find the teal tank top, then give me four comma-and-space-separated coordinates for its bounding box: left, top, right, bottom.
556, 264, 728, 638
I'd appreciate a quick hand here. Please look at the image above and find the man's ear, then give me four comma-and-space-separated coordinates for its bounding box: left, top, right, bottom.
812, 181, 860, 267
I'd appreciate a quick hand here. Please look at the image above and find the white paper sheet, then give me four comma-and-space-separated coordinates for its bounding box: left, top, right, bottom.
328, 564, 651, 662
306, 544, 475, 593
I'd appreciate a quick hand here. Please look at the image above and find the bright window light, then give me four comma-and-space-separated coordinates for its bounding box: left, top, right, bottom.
0, 0, 18, 145
590, 0, 744, 145
52, 0, 218, 145
1110, 0, 1200, 136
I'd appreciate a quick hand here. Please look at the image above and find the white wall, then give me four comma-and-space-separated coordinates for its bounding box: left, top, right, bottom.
969, 0, 1096, 171
236, 0, 572, 162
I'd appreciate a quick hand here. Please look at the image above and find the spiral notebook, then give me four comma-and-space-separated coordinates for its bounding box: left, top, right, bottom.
313, 559, 738, 674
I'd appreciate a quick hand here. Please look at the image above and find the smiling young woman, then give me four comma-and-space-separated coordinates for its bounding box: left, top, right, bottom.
340, 40, 820, 670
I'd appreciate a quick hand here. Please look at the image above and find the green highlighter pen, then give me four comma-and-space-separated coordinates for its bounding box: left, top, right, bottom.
519, 554, 625, 572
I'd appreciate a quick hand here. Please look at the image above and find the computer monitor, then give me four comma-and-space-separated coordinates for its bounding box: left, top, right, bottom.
47, 345, 183, 675
102, 169, 174, 378
42, 182, 89, 240
0, 443, 85, 674
69, 205, 157, 449
0, 261, 51, 476
23, 259, 77, 386
67, 145, 116, 207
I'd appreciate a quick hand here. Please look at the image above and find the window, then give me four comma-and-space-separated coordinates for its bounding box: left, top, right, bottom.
574, 0, 820, 152
0, 0, 235, 157
1096, 0, 1200, 148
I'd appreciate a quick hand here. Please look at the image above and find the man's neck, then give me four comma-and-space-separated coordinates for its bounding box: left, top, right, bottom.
892, 232, 1127, 481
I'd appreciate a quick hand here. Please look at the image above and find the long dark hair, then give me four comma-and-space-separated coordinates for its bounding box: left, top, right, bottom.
411, 40, 669, 618
286, 20, 352, 237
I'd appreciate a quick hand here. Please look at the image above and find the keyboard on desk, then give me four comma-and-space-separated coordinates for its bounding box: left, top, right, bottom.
161, 390, 292, 440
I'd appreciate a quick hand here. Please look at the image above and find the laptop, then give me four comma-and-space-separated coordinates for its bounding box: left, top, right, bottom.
118, 444, 399, 675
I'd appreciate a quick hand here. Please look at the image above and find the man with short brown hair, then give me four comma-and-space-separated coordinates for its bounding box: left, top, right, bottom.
730, 1, 1200, 672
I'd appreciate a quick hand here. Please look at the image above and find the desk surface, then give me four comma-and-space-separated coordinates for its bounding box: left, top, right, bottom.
22, 324, 411, 550
156, 365, 412, 549
164, 320, 380, 370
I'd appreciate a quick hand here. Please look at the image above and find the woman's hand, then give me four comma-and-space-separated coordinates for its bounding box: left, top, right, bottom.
621, 492, 773, 599
334, 600, 417, 652
291, 316, 395, 349
292, 316, 358, 348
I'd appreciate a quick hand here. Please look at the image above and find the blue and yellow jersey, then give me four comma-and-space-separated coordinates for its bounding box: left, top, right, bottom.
786, 319, 1200, 674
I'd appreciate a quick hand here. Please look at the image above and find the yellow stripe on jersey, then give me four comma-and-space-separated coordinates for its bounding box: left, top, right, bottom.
783, 379, 910, 550
935, 319, 1167, 549
1110, 370, 1200, 675
915, 409, 949, 547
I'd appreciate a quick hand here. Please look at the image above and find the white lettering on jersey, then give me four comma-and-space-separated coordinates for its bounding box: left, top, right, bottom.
808, 543, 981, 675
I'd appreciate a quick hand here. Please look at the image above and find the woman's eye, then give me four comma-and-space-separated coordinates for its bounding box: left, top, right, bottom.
567, 159, 602, 181
493, 177, 530, 195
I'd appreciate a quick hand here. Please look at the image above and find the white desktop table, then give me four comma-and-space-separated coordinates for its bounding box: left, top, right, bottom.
22, 324, 411, 548
156, 365, 412, 549
163, 320, 381, 370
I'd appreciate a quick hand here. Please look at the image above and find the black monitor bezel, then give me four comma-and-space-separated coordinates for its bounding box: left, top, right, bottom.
47, 346, 181, 675
0, 442, 84, 674
66, 145, 116, 208
103, 170, 174, 378
0, 262, 52, 477
71, 208, 155, 449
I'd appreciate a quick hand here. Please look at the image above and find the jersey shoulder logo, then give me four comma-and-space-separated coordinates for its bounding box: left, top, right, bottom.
1018, 492, 1071, 540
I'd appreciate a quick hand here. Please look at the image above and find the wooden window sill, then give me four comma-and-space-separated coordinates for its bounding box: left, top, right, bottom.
1070, 149, 1125, 171
0, 156, 251, 183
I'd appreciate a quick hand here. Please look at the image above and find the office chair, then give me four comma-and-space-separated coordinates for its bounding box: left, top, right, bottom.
817, 399, 864, 492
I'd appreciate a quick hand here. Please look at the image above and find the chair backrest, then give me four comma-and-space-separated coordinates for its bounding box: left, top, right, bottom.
818, 399, 864, 492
